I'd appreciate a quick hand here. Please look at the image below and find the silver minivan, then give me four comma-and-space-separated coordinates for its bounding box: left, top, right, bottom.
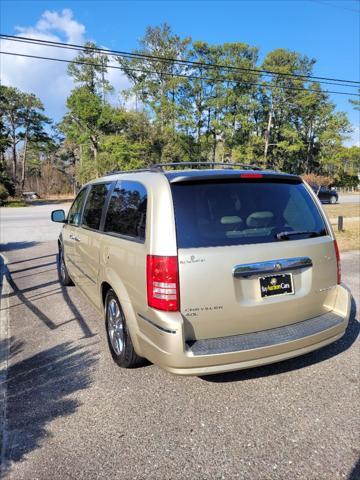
52, 163, 350, 375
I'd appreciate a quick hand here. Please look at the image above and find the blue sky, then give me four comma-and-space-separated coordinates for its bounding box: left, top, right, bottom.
1, 0, 359, 144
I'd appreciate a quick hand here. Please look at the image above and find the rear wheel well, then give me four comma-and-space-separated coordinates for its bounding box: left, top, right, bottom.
101, 282, 112, 307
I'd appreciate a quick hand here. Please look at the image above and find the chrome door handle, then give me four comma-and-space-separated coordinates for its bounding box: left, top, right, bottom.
69, 234, 80, 242
232, 257, 312, 278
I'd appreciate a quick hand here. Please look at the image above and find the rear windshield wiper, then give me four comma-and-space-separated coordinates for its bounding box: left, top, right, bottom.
276, 230, 322, 240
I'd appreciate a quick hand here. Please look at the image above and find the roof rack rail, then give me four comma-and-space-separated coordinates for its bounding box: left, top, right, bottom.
105, 162, 264, 176
152, 162, 263, 171
105, 165, 162, 176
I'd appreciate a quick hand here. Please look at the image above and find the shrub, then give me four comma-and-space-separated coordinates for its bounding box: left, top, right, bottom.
0, 183, 9, 205
333, 173, 359, 188
302, 173, 333, 187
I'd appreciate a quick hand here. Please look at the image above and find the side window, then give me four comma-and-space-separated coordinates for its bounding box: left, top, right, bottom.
283, 187, 317, 232
82, 183, 111, 230
68, 188, 88, 226
104, 180, 147, 241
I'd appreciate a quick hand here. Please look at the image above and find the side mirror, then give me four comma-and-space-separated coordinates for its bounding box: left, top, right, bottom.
51, 209, 66, 223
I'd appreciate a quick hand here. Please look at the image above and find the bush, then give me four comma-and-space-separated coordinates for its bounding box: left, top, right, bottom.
302, 173, 333, 187
333, 173, 359, 188
0, 170, 15, 196
0, 183, 9, 205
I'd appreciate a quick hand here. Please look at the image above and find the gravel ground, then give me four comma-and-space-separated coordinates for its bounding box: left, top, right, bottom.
0, 241, 359, 480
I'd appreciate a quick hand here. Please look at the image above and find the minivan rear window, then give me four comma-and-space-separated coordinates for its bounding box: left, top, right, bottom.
171, 180, 327, 248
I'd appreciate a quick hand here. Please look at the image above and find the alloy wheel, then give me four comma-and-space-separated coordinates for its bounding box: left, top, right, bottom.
107, 298, 125, 355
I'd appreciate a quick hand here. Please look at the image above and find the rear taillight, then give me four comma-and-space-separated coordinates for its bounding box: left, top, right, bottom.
333, 239, 341, 284
240, 173, 263, 179
146, 255, 179, 311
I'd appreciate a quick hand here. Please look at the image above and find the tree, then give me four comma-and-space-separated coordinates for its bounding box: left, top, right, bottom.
19, 94, 51, 190
349, 89, 360, 111
68, 41, 113, 100
0, 86, 24, 182
63, 44, 115, 181
0, 117, 10, 162
0, 85, 51, 190
117, 23, 191, 159
58, 23, 355, 183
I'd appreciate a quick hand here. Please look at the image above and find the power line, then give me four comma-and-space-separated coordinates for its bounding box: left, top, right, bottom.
1, 50, 359, 98
1, 33, 359, 87
2, 35, 356, 90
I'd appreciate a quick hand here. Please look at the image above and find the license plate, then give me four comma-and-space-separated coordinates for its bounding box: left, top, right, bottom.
260, 273, 294, 298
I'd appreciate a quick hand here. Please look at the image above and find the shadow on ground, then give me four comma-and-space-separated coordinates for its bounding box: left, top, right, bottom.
348, 456, 360, 480
1, 342, 97, 474
0, 336, 25, 362
3, 253, 95, 339
0, 242, 39, 252
201, 297, 359, 383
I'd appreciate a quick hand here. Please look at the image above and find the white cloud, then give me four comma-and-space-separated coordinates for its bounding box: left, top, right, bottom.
28, 8, 86, 44
0, 9, 130, 121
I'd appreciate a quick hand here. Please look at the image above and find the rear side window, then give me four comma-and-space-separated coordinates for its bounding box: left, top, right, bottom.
68, 188, 88, 226
82, 183, 111, 230
104, 180, 147, 241
171, 180, 327, 248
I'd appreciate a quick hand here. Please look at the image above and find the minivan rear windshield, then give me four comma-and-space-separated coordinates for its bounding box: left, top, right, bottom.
171, 180, 327, 248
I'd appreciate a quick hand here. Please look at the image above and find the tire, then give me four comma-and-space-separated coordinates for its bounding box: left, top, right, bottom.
330, 195, 337, 204
58, 247, 74, 286
105, 289, 143, 368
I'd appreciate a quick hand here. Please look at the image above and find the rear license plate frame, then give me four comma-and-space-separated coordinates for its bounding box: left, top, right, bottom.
260, 273, 294, 298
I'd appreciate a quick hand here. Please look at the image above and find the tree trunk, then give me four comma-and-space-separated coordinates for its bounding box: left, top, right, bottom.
11, 127, 17, 183
90, 135, 99, 177
94, 146, 98, 177
306, 121, 313, 173
21, 132, 28, 191
212, 131, 217, 162
264, 104, 273, 165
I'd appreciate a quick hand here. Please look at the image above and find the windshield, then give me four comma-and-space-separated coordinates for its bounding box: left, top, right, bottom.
171, 179, 327, 248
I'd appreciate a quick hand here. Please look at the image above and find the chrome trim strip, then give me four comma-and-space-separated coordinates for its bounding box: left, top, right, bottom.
233, 256, 312, 278
137, 313, 177, 334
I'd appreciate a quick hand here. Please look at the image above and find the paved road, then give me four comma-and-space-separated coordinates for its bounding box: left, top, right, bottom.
338, 194, 360, 204
0, 204, 70, 247
0, 206, 359, 480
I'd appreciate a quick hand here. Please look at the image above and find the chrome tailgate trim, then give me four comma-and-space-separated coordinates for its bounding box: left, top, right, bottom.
233, 256, 312, 278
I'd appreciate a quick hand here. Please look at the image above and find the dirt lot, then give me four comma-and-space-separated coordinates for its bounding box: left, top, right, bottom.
324, 203, 360, 218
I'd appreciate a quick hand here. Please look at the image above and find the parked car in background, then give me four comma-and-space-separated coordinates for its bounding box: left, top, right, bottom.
22, 191, 40, 200
51, 163, 350, 376
310, 184, 338, 204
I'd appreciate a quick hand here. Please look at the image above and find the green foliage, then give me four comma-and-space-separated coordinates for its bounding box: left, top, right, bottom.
68, 41, 113, 98
334, 173, 359, 188
6, 23, 352, 189
0, 85, 51, 189
0, 183, 9, 205
0, 167, 15, 196
349, 89, 360, 111
98, 136, 147, 172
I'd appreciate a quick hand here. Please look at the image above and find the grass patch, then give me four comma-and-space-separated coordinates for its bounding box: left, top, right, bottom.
324, 203, 360, 218
334, 220, 360, 252
2, 199, 27, 207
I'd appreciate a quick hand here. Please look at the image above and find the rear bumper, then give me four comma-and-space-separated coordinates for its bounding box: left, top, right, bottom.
136, 284, 351, 376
